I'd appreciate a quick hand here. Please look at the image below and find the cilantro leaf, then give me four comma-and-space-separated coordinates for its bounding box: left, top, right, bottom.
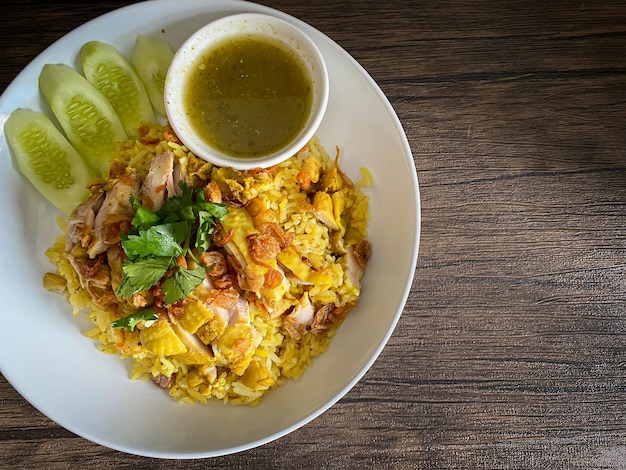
122, 223, 185, 259
195, 210, 217, 253
161, 266, 206, 304
159, 182, 193, 219
111, 308, 158, 332
130, 197, 161, 229
193, 192, 228, 252
196, 201, 229, 219
180, 204, 195, 222
117, 180, 227, 307
116, 257, 172, 299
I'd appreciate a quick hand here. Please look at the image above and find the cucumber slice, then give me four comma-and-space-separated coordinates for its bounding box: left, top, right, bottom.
38, 63, 127, 177
80, 40, 155, 137
130, 35, 174, 116
4, 108, 96, 216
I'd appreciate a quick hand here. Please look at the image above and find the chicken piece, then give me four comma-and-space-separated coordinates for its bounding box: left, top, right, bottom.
201, 364, 218, 384
228, 298, 251, 325
240, 360, 275, 391
88, 170, 140, 258
141, 151, 174, 211
312, 191, 339, 231
213, 322, 263, 375
65, 191, 105, 251
106, 244, 125, 297
260, 266, 292, 318
220, 208, 256, 268
238, 264, 264, 292
195, 310, 230, 345
188, 288, 240, 343
139, 318, 187, 356
168, 161, 184, 199
170, 316, 215, 365
277, 246, 333, 291
276, 246, 309, 281
193, 275, 216, 299
184, 292, 259, 375
179, 298, 215, 334
341, 240, 372, 289
331, 188, 350, 230
66, 251, 116, 308
220, 207, 270, 291
284, 292, 315, 339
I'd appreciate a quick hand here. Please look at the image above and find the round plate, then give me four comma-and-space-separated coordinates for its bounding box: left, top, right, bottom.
0, 0, 420, 459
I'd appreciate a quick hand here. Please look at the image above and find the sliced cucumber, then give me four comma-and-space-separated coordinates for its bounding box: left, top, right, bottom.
4, 108, 96, 216
130, 34, 174, 117
38, 63, 127, 177
80, 40, 155, 138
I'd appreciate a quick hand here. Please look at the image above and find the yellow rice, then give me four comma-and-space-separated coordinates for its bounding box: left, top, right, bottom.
45, 124, 370, 406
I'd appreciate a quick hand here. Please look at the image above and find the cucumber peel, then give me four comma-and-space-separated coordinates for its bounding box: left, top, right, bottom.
38, 63, 127, 177
4, 108, 96, 216
80, 40, 155, 138
130, 35, 174, 116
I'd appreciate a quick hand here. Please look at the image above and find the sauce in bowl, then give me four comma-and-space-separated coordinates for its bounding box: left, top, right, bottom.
184, 35, 313, 159
165, 13, 328, 170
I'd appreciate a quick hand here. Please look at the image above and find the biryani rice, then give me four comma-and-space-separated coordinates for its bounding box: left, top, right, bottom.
45, 124, 370, 406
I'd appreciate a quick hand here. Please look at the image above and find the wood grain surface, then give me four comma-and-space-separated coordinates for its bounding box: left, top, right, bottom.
2, 1, 626, 468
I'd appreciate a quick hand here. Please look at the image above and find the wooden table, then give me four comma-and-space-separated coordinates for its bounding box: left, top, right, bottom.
2, 1, 626, 468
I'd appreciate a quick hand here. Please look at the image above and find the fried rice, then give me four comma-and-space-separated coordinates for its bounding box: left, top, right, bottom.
44, 124, 371, 406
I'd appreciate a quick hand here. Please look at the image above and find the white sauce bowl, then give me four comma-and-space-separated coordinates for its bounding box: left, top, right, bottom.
164, 13, 329, 170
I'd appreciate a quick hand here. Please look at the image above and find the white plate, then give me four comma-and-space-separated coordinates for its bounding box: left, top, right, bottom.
0, 0, 420, 459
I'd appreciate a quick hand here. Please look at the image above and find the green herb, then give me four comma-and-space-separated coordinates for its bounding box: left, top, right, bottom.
161, 265, 206, 305
121, 222, 188, 260
130, 196, 161, 228
116, 257, 171, 299
111, 308, 158, 332
114, 182, 228, 305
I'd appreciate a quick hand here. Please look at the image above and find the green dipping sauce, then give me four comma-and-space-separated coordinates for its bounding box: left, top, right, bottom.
183, 35, 313, 159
